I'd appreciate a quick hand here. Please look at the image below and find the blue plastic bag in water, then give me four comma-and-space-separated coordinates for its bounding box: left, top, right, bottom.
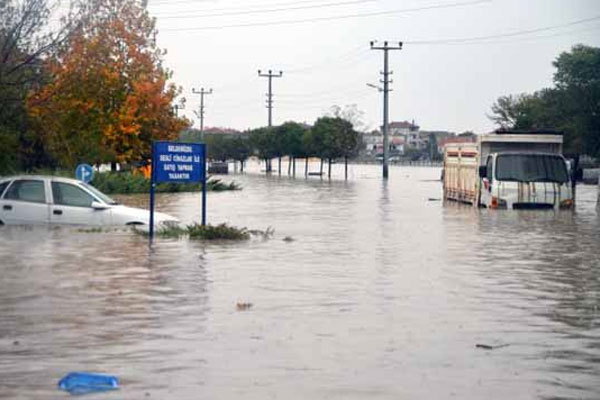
58, 372, 119, 395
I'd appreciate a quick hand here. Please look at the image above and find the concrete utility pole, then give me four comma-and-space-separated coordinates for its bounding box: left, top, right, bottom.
258, 69, 283, 127
370, 41, 402, 180
192, 87, 213, 140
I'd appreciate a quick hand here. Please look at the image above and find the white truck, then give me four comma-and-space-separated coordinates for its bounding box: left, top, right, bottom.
443, 131, 574, 209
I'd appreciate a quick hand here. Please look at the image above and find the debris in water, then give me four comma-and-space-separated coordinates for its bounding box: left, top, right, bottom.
283, 236, 294, 242
13, 340, 19, 346
476, 343, 510, 350
427, 198, 441, 202
58, 372, 119, 395
236, 302, 253, 311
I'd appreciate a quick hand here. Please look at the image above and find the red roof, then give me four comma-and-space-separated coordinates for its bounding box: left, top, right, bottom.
389, 120, 419, 130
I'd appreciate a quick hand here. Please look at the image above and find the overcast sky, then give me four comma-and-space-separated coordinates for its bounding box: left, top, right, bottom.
146, 0, 600, 133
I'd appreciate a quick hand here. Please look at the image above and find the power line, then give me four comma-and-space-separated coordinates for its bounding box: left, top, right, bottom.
284, 45, 371, 74
154, 0, 377, 20
405, 14, 600, 45
160, 0, 491, 32
150, 0, 321, 8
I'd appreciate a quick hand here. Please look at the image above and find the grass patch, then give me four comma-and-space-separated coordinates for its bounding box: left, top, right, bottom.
187, 223, 250, 240
136, 223, 273, 241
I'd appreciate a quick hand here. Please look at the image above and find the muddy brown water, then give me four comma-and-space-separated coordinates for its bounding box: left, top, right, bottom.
1, 163, 599, 399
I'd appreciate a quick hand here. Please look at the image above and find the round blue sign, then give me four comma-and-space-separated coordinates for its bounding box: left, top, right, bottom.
75, 163, 94, 183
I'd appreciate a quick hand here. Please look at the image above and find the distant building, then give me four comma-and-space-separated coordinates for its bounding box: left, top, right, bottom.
362, 130, 382, 153
362, 130, 405, 154
388, 120, 421, 149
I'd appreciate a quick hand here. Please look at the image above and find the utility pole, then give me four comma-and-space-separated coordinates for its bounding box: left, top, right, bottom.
370, 41, 402, 180
258, 69, 283, 127
258, 69, 283, 174
192, 87, 213, 141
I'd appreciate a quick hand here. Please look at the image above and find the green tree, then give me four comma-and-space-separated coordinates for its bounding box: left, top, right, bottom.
490, 45, 600, 158
249, 127, 277, 173
229, 135, 252, 172
0, 0, 74, 173
310, 116, 358, 179
204, 134, 229, 162
277, 121, 308, 176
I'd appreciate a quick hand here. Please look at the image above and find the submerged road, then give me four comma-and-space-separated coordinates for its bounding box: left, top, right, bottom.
1, 163, 599, 399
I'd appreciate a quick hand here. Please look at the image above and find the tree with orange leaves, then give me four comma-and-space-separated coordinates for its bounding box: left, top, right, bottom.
27, 0, 189, 169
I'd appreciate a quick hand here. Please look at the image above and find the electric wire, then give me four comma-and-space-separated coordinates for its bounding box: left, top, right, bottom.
405, 14, 600, 45
159, 0, 491, 32
153, 0, 378, 20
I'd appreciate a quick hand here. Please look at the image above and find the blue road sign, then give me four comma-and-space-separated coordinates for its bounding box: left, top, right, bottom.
153, 142, 205, 183
149, 141, 207, 241
75, 164, 94, 183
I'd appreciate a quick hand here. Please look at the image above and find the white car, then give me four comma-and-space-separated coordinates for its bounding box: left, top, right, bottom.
0, 175, 179, 228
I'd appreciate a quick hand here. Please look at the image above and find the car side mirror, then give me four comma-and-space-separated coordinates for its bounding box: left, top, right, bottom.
479, 165, 487, 178
91, 201, 109, 210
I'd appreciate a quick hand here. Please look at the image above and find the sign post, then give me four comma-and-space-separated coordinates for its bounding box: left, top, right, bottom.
149, 141, 207, 242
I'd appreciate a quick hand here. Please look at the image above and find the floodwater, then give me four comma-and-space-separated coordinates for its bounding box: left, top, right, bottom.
1, 163, 599, 400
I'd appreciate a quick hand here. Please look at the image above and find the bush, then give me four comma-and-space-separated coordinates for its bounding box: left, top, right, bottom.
187, 223, 250, 240
91, 172, 240, 194
141, 223, 253, 241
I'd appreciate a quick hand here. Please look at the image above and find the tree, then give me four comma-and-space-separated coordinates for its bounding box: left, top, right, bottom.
328, 104, 366, 132
277, 121, 308, 176
310, 116, 358, 179
249, 127, 277, 173
0, 0, 74, 173
204, 134, 229, 162
489, 45, 600, 158
229, 135, 252, 172
27, 0, 189, 169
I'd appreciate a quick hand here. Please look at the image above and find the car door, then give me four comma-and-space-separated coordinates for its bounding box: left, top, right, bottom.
0, 179, 50, 225
0, 180, 13, 224
50, 181, 110, 226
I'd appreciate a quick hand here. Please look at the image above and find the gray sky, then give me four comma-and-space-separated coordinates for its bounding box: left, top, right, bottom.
148, 0, 600, 133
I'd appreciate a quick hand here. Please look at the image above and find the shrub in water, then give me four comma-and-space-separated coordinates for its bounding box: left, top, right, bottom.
187, 223, 250, 240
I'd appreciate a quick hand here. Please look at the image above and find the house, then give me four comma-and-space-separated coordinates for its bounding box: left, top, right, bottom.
389, 120, 421, 148
362, 130, 382, 153
362, 130, 406, 154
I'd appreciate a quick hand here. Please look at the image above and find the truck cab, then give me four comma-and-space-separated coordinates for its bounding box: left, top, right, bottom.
478, 152, 573, 209
443, 130, 575, 210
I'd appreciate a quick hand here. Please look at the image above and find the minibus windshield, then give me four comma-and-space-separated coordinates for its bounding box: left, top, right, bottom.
496, 154, 569, 183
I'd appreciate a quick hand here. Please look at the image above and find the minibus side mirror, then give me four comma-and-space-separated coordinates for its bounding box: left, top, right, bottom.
479, 165, 487, 178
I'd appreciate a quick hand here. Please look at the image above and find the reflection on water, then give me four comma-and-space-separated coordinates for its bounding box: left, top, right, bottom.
1, 163, 599, 399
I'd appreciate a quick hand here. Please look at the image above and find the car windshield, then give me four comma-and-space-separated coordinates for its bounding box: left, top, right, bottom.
496, 154, 569, 183
82, 183, 119, 205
